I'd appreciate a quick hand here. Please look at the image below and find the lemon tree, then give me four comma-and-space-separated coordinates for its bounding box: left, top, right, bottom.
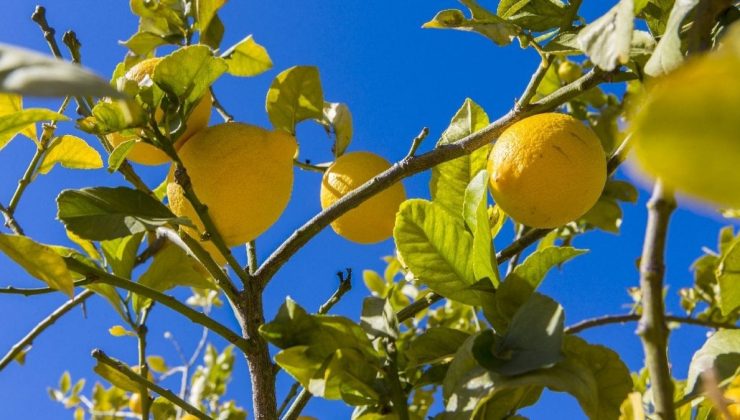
0, 1, 739, 420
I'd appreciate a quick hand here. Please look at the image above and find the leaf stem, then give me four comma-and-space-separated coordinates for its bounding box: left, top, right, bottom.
91, 349, 212, 420
404, 127, 430, 159
293, 159, 328, 173
0, 290, 93, 372
637, 180, 676, 420
210, 87, 234, 123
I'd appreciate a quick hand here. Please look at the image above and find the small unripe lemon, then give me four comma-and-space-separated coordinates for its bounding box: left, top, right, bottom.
488, 113, 606, 228
167, 123, 296, 251
320, 151, 406, 244
557, 61, 581, 84
108, 58, 212, 166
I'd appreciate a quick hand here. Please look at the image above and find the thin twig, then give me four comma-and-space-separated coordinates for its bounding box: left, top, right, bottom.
254, 68, 634, 290
31, 6, 63, 58
210, 87, 234, 123
277, 383, 301, 418
565, 313, 739, 334
293, 159, 328, 173
404, 127, 430, 159
0, 290, 93, 371
637, 180, 677, 420
516, 55, 553, 109
91, 349, 212, 420
282, 388, 310, 420
0, 202, 24, 235
63, 257, 251, 353
0, 278, 94, 296
247, 241, 258, 276
179, 234, 241, 304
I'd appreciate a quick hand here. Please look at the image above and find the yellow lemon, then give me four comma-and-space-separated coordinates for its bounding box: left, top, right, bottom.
167, 123, 296, 253
128, 392, 142, 413
320, 151, 406, 244
108, 57, 212, 166
181, 415, 199, 420
488, 113, 606, 228
726, 387, 740, 418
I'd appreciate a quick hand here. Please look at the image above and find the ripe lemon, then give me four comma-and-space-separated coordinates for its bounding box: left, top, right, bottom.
108, 57, 212, 166
726, 387, 740, 418
488, 113, 606, 228
167, 123, 296, 253
320, 151, 406, 244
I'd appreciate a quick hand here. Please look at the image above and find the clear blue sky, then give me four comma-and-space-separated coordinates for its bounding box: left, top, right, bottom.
0, 1, 734, 419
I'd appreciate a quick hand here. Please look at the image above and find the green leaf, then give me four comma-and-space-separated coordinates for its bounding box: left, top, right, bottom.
476, 294, 564, 376
395, 199, 494, 306
0, 108, 67, 151
107, 139, 137, 173
644, 0, 699, 76
423, 2, 519, 46
200, 14, 225, 50
195, 0, 227, 32
60, 371, 71, 393
718, 239, 740, 316
580, 198, 623, 233
93, 361, 140, 393
100, 233, 143, 279
265, 66, 324, 134
498, 0, 571, 32
221, 35, 273, 77
463, 170, 499, 286
78, 100, 145, 135
57, 187, 185, 241
360, 297, 398, 339
153, 45, 227, 105
686, 330, 740, 395
638, 0, 675, 36
66, 230, 101, 262
632, 47, 740, 209
108, 325, 134, 337
146, 356, 168, 373
543, 30, 581, 55
407, 327, 471, 367
363, 269, 387, 297
0, 234, 74, 296
309, 347, 380, 405
493, 246, 586, 331
36, 135, 103, 175
472, 386, 543, 420
320, 102, 353, 157
133, 240, 214, 313
120, 32, 168, 56
430, 98, 490, 216
576, 0, 634, 71
0, 43, 122, 98
150, 396, 177, 420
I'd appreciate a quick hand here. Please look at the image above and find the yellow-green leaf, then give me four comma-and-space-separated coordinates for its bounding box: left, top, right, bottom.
146, 355, 168, 373
66, 230, 102, 261
632, 46, 740, 208
0, 108, 67, 151
0, 234, 74, 296
108, 325, 134, 337
222, 35, 273, 77
265, 66, 324, 134
37, 135, 103, 175
0, 93, 35, 140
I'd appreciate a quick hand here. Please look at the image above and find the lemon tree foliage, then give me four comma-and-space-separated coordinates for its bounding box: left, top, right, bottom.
0, 0, 738, 420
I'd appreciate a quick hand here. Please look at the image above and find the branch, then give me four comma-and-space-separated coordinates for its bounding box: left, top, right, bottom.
91, 349, 212, 420
637, 180, 677, 420
293, 159, 328, 173
63, 257, 251, 353
210, 87, 234, 123
0, 202, 24, 235
565, 314, 739, 334
0, 290, 93, 372
0, 278, 93, 296
516, 55, 553, 109
179, 233, 241, 304
136, 322, 152, 419
255, 68, 634, 289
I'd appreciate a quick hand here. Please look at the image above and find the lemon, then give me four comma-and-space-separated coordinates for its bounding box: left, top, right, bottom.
108, 57, 213, 166
128, 393, 142, 413
488, 113, 606, 228
320, 151, 406, 244
726, 387, 740, 418
167, 123, 296, 253
557, 61, 581, 84
181, 415, 199, 420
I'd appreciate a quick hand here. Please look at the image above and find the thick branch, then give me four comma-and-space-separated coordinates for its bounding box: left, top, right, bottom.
91, 349, 211, 420
565, 313, 739, 334
637, 180, 676, 420
255, 68, 633, 288
0, 290, 93, 371
64, 258, 250, 353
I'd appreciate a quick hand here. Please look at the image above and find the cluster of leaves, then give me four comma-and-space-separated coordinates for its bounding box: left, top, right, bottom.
49, 343, 245, 419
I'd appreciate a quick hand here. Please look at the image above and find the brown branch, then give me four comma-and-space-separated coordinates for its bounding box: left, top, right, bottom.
91, 349, 212, 420
0, 202, 24, 235
0, 290, 93, 371
565, 314, 739, 334
637, 180, 677, 420
255, 68, 634, 289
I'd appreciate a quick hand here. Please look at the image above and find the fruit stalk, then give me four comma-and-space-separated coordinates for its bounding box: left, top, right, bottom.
637, 180, 676, 420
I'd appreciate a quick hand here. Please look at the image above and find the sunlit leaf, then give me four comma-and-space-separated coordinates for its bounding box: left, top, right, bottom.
644, 0, 700, 76
153, 45, 227, 104
108, 325, 134, 337
0, 93, 35, 140
265, 66, 324, 134
66, 230, 102, 261
407, 327, 471, 367
57, 187, 184, 241
36, 135, 103, 175
195, 0, 227, 32
718, 240, 740, 316
423, 1, 518, 46
686, 330, 740, 395
222, 35, 273, 77
0, 108, 67, 151
93, 361, 140, 393
320, 102, 353, 157
107, 139, 137, 172
576, 0, 634, 71
0, 234, 74, 296
463, 170, 499, 286
498, 0, 571, 32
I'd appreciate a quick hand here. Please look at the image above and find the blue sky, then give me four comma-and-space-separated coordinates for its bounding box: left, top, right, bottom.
0, 1, 735, 419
